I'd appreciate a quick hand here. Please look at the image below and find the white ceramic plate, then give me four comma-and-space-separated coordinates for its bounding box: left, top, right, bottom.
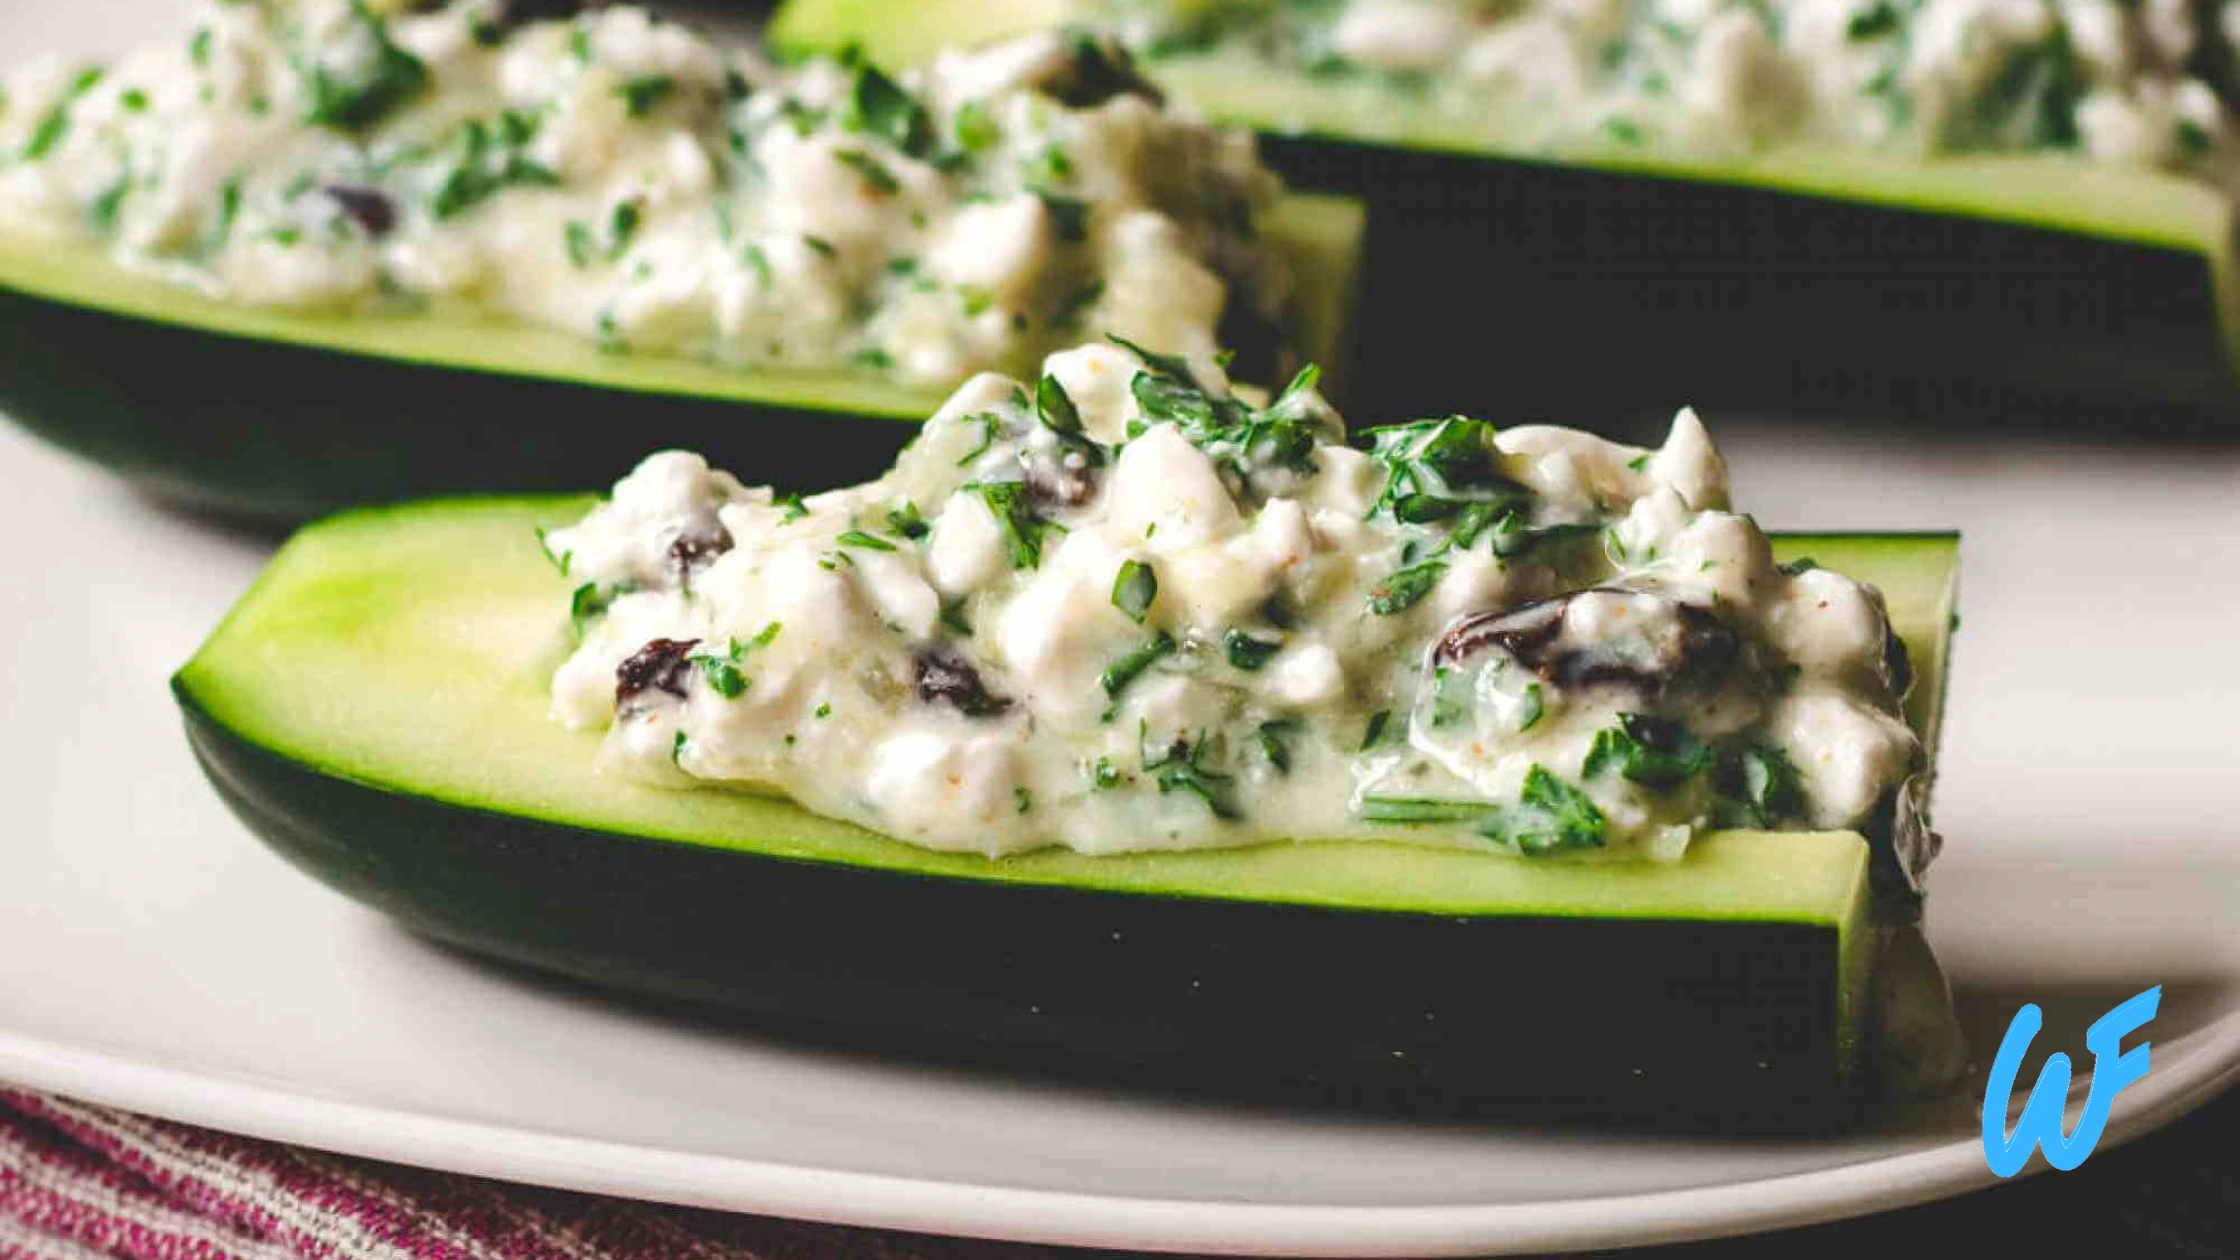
2, 404, 2238, 1256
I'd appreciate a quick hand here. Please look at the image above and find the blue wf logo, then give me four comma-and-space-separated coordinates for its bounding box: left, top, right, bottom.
1981, 986, 2160, 1177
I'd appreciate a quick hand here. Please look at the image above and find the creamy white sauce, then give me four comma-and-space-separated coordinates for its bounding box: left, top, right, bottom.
547, 338, 1922, 862
0, 0, 1296, 385
1116, 0, 2240, 185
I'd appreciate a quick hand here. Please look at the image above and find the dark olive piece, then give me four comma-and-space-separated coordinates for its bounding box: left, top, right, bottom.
914, 645, 1012, 717
1436, 588, 1739, 696
322, 185, 397, 238
665, 514, 735, 579
616, 637, 699, 708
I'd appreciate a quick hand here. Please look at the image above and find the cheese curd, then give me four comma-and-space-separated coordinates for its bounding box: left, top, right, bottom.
1109, 0, 2240, 187
0, 0, 1297, 386
546, 338, 1927, 870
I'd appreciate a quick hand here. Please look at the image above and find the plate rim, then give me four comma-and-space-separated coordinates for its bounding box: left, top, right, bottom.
4, 1013, 2235, 1257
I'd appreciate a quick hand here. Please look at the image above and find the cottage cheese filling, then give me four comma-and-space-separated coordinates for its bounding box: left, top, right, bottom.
1108, 0, 2240, 185
546, 338, 1924, 864
0, 0, 1297, 385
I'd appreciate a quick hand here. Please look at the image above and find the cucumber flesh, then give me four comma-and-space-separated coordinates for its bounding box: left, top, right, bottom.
0, 194, 1365, 521
172, 498, 1958, 1121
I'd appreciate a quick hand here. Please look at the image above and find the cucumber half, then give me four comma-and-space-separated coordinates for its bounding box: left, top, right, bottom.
172, 497, 1959, 1124
772, 0, 2240, 417
0, 193, 1364, 522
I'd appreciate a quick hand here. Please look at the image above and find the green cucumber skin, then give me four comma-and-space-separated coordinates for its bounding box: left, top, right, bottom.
769, 0, 2240, 419
0, 285, 912, 522
165, 501, 1954, 1124
179, 689, 1856, 1127
1295, 140, 2233, 424
0, 191, 1364, 523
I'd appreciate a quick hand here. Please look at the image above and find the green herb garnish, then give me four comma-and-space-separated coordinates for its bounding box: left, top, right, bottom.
886, 501, 929, 540
834, 148, 899, 193
1111, 560, 1157, 623
1717, 743, 1805, 828
1036, 372, 1082, 434
1101, 632, 1175, 699
1583, 714, 1710, 790
1369, 559, 1445, 615
1256, 719, 1297, 774
965, 481, 1053, 569
616, 74, 676, 117
1488, 766, 1607, 855
1223, 629, 1279, 671
845, 60, 933, 157
1142, 729, 1237, 819
1515, 683, 1545, 732
297, 2, 428, 131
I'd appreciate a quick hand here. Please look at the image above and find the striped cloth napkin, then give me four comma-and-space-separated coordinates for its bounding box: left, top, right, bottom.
0, 1088, 1033, 1260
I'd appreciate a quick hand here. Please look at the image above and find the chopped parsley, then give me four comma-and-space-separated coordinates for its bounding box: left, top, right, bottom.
964, 480, 1053, 569
608, 199, 641, 253
834, 148, 899, 194
886, 501, 929, 540
1255, 719, 1297, 774
430, 114, 558, 220
1583, 714, 1710, 789
1114, 338, 1331, 484
1845, 1, 1902, 40
296, 1, 428, 131
1111, 559, 1157, 623
1361, 766, 1606, 855
1515, 682, 1545, 732
22, 67, 101, 161
1024, 143, 1073, 185
1490, 766, 1607, 854
836, 529, 897, 552
1369, 558, 1445, 615
615, 74, 676, 117
563, 220, 596, 268
533, 526, 572, 576
687, 621, 782, 699
1717, 743, 1806, 828
1036, 372, 1083, 434
1142, 729, 1237, 819
845, 60, 933, 158
939, 598, 974, 636
1223, 629, 1280, 671
954, 411, 1002, 467
740, 240, 771, 287
952, 99, 997, 152
568, 581, 629, 638
691, 639, 749, 698
1035, 191, 1090, 241
1100, 632, 1175, 699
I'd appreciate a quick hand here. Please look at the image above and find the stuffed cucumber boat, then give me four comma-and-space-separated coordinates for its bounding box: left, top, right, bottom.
0, 1, 1362, 520
773, 0, 2240, 415
175, 338, 1961, 1121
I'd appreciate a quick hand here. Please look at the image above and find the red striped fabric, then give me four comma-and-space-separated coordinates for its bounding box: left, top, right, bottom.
0, 1090, 1044, 1260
